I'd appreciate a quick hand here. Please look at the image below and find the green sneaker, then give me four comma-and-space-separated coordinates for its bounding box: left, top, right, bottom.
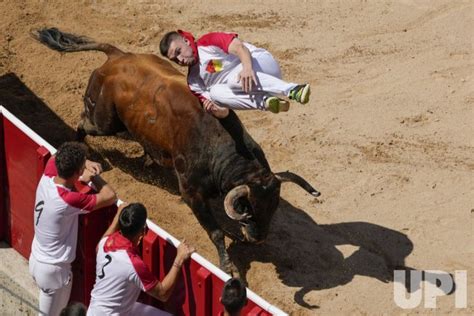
265, 96, 290, 114
289, 84, 311, 104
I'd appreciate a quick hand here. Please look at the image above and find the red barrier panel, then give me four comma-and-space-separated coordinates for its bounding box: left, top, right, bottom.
0, 113, 5, 241
70, 183, 117, 306
1, 115, 51, 258
142, 230, 271, 316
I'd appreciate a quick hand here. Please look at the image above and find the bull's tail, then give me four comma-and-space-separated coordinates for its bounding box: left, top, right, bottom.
32, 27, 124, 57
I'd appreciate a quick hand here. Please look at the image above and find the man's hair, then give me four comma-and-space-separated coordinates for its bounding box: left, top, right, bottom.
55, 142, 87, 179
221, 278, 247, 315
119, 203, 147, 239
60, 302, 86, 316
159, 31, 181, 57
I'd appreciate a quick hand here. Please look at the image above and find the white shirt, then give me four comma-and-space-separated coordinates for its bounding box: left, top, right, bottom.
88, 232, 158, 315
31, 157, 97, 264
185, 31, 266, 102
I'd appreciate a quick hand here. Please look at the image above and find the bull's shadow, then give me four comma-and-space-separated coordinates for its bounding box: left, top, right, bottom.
0, 72, 76, 147
0, 72, 110, 166
228, 199, 451, 309
96, 147, 180, 195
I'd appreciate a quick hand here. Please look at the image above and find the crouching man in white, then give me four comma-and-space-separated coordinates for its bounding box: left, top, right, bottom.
87, 203, 195, 315
29, 141, 118, 316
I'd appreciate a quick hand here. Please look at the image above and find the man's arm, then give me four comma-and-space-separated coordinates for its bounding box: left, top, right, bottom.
90, 175, 118, 210
188, 69, 229, 118
146, 240, 195, 301
81, 166, 118, 210
228, 38, 257, 93
101, 202, 128, 239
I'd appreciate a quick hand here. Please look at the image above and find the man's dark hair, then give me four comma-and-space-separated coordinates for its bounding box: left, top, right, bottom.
55, 142, 87, 179
159, 31, 181, 57
60, 302, 86, 316
119, 203, 147, 239
221, 278, 247, 315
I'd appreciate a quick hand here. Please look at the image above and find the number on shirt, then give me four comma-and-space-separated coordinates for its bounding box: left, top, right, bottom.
35, 201, 45, 226
98, 254, 112, 279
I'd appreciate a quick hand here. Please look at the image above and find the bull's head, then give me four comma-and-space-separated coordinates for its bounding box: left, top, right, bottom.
224, 171, 320, 243
224, 176, 281, 243
224, 175, 281, 243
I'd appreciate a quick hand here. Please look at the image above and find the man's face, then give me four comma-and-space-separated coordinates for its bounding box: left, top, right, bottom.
167, 36, 195, 66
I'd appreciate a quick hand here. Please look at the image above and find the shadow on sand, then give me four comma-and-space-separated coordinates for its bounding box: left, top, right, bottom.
0, 72, 110, 167
228, 199, 454, 309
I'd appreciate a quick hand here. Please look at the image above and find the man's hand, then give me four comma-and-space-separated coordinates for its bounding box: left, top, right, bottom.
202, 100, 229, 118
85, 160, 103, 175
203, 99, 218, 113
117, 202, 129, 214
174, 239, 195, 267
80, 168, 96, 183
228, 38, 257, 93
237, 67, 257, 93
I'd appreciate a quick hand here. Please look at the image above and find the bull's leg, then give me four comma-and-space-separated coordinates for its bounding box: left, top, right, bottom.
76, 112, 101, 141
76, 123, 87, 142
183, 193, 239, 277
77, 71, 126, 141
141, 142, 174, 168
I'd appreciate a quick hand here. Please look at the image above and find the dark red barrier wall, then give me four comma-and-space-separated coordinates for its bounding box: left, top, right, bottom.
1, 115, 51, 258
0, 114, 5, 241
70, 185, 117, 306
141, 231, 271, 316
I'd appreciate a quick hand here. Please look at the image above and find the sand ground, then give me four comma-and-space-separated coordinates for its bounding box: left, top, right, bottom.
1, 0, 473, 314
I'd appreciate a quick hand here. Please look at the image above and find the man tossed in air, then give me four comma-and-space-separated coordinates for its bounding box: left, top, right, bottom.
160, 30, 311, 116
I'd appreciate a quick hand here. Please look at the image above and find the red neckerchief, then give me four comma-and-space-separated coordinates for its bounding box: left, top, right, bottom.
178, 29, 199, 62
103, 231, 138, 255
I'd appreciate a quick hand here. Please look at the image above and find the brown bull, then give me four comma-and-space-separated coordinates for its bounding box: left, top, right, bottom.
33, 28, 320, 275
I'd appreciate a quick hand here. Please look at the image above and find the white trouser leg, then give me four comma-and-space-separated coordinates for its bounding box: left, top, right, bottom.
29, 254, 73, 316
209, 51, 298, 110
130, 301, 172, 316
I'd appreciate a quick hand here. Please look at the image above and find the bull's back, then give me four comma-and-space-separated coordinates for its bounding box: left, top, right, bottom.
101, 53, 206, 155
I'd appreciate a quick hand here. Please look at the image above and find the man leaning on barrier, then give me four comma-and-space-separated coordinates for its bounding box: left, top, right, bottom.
87, 202, 195, 315
29, 141, 118, 316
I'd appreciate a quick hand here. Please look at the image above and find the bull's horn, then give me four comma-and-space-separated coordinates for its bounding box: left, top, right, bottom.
275, 171, 321, 197
224, 185, 251, 220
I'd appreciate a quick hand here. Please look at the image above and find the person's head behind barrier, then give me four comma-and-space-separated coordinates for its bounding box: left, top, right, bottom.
221, 278, 247, 316
55, 141, 87, 179
60, 302, 86, 316
119, 203, 147, 240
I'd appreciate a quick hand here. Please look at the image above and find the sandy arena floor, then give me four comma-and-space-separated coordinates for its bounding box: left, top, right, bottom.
1, 1, 472, 314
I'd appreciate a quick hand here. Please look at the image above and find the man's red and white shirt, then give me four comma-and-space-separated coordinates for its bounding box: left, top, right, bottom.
181, 30, 266, 103
88, 232, 158, 315
31, 157, 97, 264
